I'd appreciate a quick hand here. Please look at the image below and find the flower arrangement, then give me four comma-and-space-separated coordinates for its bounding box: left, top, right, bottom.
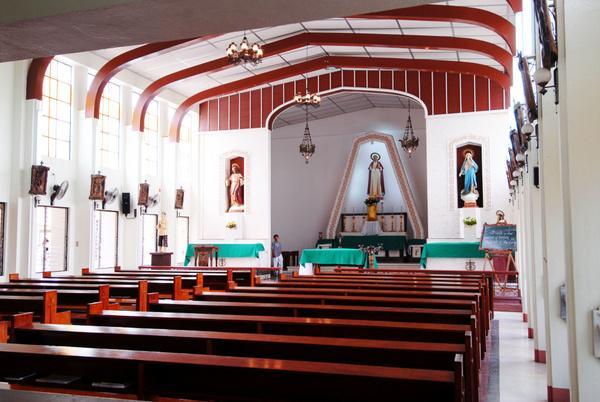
225, 221, 238, 230
463, 217, 477, 226
364, 196, 380, 206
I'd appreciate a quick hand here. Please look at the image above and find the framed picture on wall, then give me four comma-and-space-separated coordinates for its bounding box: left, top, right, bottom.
89, 174, 106, 200
138, 183, 149, 206
174, 188, 185, 210
29, 164, 50, 195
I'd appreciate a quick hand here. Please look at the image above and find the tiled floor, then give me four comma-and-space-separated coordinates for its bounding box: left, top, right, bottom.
493, 311, 548, 402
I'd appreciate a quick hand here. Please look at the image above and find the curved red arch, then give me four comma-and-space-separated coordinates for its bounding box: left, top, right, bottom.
26, 57, 54, 100
352, 4, 516, 54
133, 32, 511, 132
169, 56, 510, 141
85, 37, 214, 119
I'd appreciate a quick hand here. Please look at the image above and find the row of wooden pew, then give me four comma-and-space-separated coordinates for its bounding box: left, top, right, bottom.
0, 266, 492, 401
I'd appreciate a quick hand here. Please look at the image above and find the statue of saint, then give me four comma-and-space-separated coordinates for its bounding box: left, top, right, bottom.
226, 163, 244, 212
459, 150, 479, 207
367, 153, 385, 199
156, 212, 168, 252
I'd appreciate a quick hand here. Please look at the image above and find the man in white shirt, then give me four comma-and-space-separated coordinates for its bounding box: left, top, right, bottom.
271, 234, 283, 268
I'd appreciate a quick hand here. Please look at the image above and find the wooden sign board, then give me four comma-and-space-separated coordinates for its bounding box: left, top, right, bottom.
480, 223, 517, 251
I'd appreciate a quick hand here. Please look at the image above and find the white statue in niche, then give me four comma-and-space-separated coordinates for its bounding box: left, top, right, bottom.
367, 152, 385, 199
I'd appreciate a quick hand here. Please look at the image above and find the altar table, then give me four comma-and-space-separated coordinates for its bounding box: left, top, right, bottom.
340, 235, 406, 253
299, 248, 376, 275
420, 242, 485, 268
184, 243, 265, 266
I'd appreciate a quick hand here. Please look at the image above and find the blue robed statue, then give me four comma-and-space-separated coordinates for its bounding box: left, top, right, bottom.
459, 151, 479, 196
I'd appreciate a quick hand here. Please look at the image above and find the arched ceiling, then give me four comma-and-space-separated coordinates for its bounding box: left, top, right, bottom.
272, 91, 423, 129
27, 0, 520, 141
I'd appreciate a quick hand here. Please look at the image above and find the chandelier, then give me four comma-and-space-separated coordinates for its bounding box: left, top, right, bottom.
399, 100, 419, 157
294, 91, 321, 106
226, 35, 263, 65
299, 106, 316, 164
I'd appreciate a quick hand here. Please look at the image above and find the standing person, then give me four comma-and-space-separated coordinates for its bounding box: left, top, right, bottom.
157, 212, 168, 252
271, 234, 283, 268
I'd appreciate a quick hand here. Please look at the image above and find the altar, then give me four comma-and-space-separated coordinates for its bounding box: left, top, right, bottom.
299, 248, 375, 275
420, 242, 486, 270
184, 242, 267, 267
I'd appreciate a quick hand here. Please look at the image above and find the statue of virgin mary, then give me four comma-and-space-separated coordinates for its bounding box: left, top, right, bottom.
367, 153, 385, 199
459, 150, 479, 207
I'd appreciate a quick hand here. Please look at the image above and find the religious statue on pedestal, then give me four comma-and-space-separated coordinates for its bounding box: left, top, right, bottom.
367, 152, 385, 199
459, 150, 480, 207
226, 163, 245, 212
157, 212, 168, 252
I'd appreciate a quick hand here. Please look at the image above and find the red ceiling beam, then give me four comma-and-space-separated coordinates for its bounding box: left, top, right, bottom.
133, 32, 510, 132
506, 0, 522, 13
85, 36, 215, 119
26, 57, 54, 100
352, 4, 516, 54
168, 56, 510, 141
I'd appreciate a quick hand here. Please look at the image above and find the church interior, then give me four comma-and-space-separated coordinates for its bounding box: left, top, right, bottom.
0, 0, 598, 401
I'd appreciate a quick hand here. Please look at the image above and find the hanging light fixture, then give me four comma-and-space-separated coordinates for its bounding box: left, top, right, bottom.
299, 106, 316, 164
399, 100, 420, 157
295, 43, 321, 107
226, 32, 263, 65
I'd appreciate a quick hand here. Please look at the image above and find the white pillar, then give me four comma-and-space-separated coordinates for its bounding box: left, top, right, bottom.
556, 1, 600, 400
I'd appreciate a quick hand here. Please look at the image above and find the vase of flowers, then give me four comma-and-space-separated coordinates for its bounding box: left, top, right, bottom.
462, 217, 477, 241
225, 221, 238, 241
364, 196, 379, 221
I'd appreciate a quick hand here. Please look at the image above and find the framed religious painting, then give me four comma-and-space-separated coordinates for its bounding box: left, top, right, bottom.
89, 174, 106, 200
174, 188, 185, 210
138, 183, 149, 207
29, 164, 50, 195
518, 53, 538, 121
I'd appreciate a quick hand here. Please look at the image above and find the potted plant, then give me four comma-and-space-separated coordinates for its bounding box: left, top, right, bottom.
225, 221, 238, 230
463, 217, 477, 226
364, 196, 380, 221
462, 216, 477, 241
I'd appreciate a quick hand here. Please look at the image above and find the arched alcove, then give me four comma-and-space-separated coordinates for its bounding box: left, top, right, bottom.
270, 90, 428, 253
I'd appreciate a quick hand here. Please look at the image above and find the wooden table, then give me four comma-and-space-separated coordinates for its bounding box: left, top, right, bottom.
193, 245, 219, 267
150, 252, 173, 266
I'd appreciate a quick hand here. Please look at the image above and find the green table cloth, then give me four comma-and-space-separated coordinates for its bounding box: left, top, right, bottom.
299, 248, 377, 268
420, 242, 485, 268
340, 235, 406, 252
184, 243, 265, 266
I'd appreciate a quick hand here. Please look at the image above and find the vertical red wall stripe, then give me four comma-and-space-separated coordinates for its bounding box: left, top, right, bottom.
295, 79, 306, 95
250, 89, 261, 128
219, 97, 229, 130
407, 71, 419, 98
273, 85, 283, 109
261, 87, 272, 127
475, 76, 490, 112
343, 70, 354, 87
319, 74, 330, 92
505, 88, 510, 109
461, 74, 475, 113
199, 102, 209, 131
239, 92, 250, 129
229, 94, 239, 130
490, 80, 504, 110
420, 72, 433, 115
284, 82, 295, 102
381, 71, 393, 90
393, 70, 406, 92
208, 99, 219, 131
367, 70, 379, 89
331, 71, 342, 89
447, 73, 460, 114
355, 70, 367, 88
433, 72, 447, 115
308, 76, 318, 94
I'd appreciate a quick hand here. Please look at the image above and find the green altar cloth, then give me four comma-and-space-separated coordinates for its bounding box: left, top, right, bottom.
184, 243, 265, 266
299, 248, 377, 268
341, 235, 406, 252
420, 242, 485, 268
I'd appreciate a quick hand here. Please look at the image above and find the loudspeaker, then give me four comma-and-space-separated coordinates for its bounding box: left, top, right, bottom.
533, 166, 540, 188
121, 192, 131, 215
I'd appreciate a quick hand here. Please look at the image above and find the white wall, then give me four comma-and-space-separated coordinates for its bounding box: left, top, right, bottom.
426, 110, 514, 240
271, 107, 427, 252
195, 128, 271, 252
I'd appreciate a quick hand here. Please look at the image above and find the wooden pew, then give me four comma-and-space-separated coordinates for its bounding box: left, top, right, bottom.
0, 291, 70, 324
0, 342, 461, 402
6, 313, 468, 402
